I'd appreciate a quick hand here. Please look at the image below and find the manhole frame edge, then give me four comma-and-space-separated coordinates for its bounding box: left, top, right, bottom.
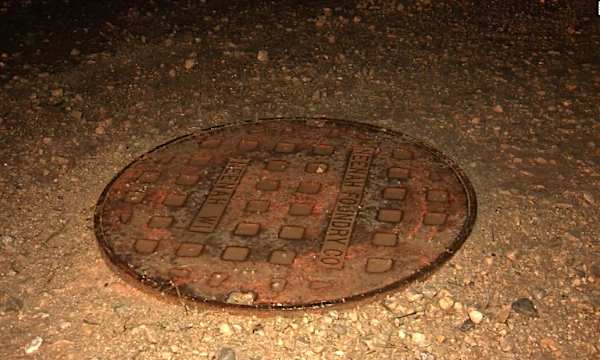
93, 117, 478, 311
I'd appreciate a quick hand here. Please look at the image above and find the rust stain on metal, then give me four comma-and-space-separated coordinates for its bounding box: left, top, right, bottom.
94, 118, 477, 310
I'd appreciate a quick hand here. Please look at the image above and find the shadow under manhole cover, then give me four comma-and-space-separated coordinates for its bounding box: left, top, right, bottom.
94, 118, 477, 310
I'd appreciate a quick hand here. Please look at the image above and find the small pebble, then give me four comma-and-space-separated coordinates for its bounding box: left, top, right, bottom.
58, 321, 72, 330
459, 319, 475, 332
25, 336, 43, 354
411, 332, 426, 345
215, 347, 236, 360
493, 104, 504, 113
406, 291, 423, 302
70, 110, 83, 121
453, 302, 463, 311
257, 50, 269, 62
184, 58, 196, 70
1, 295, 23, 312
469, 310, 484, 324
496, 305, 511, 323
511, 298, 538, 317
219, 323, 233, 336
438, 297, 454, 310
582, 191, 594, 205
0, 234, 15, 248
70, 48, 80, 56
51, 88, 64, 97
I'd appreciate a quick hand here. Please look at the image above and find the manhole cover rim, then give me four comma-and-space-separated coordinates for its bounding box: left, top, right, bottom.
93, 117, 477, 310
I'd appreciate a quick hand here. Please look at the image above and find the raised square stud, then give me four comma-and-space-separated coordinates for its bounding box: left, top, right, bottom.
424, 212, 448, 226
221, 246, 250, 262
139, 171, 160, 183
245, 200, 270, 213
124, 191, 145, 204
312, 144, 334, 155
234, 223, 261, 236
383, 187, 407, 200
274, 142, 296, 153
188, 153, 212, 166
387, 167, 410, 180
427, 190, 449, 203
372, 232, 398, 247
176, 173, 200, 186
377, 209, 404, 223
427, 202, 447, 213
297, 181, 321, 194
305, 162, 328, 174
266, 160, 288, 172
429, 171, 443, 182
176, 242, 204, 257
256, 179, 280, 191
366, 258, 393, 273
269, 250, 296, 265
279, 225, 305, 240
392, 148, 414, 160
164, 193, 187, 207
238, 139, 259, 151
289, 202, 314, 216
200, 139, 221, 148
134, 239, 159, 255
148, 216, 173, 228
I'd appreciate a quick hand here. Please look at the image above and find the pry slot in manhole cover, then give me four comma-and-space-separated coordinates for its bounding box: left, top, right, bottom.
94, 118, 477, 310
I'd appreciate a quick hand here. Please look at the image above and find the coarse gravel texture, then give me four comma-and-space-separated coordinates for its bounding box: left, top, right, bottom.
0, 0, 599, 359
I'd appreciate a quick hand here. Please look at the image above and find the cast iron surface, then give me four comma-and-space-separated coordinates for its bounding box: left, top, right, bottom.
94, 118, 477, 309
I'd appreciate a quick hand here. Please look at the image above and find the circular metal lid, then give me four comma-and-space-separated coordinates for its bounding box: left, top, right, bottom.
94, 118, 476, 309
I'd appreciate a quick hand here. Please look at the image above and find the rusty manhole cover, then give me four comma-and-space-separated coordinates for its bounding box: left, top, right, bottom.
94, 118, 476, 309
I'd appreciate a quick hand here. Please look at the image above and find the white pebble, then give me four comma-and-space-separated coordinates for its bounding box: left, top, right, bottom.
219, 323, 233, 336
438, 297, 454, 310
469, 310, 484, 324
411, 332, 426, 344
25, 336, 43, 354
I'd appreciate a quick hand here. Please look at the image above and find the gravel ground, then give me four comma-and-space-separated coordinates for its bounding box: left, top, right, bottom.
0, 0, 599, 359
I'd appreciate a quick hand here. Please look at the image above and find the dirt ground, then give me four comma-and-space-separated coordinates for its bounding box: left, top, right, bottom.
0, 0, 599, 359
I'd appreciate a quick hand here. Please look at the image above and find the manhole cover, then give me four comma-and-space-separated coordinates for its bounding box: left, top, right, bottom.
94, 118, 476, 309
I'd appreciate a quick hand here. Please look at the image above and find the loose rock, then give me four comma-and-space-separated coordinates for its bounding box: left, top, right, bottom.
495, 305, 511, 323
511, 298, 538, 317
411, 332, 426, 345
25, 336, 43, 354
469, 310, 484, 324
70, 110, 83, 121
184, 58, 196, 70
459, 319, 475, 332
219, 323, 233, 336
51, 88, 64, 97
257, 50, 269, 62
1, 295, 23, 312
438, 297, 454, 310
215, 347, 236, 360
0, 234, 15, 248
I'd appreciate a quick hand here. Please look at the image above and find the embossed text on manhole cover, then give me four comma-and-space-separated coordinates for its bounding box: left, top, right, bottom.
94, 118, 477, 309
